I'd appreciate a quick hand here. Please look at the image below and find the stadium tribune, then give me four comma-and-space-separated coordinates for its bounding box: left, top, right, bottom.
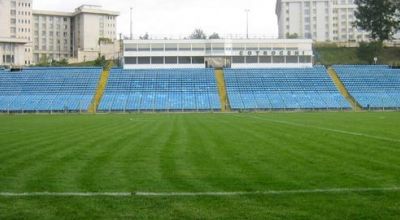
1, 64, 400, 219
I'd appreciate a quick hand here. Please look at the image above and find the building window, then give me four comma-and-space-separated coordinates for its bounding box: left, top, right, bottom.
286, 56, 298, 63
138, 57, 150, 64
138, 44, 151, 51
178, 57, 191, 64
245, 56, 258, 63
151, 44, 164, 52
272, 56, 285, 63
165, 57, 178, 64
192, 57, 204, 64
165, 44, 178, 51
259, 56, 272, 63
125, 57, 137, 64
300, 56, 312, 63
151, 57, 164, 64
232, 56, 245, 64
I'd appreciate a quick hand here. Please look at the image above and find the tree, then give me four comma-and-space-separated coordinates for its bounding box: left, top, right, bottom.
38, 54, 49, 67
395, 0, 400, 33
392, 0, 400, 10
286, 33, 299, 39
190, 29, 207, 39
94, 55, 107, 67
354, 0, 400, 41
59, 58, 68, 66
98, 37, 113, 45
140, 33, 149, 40
51, 58, 69, 66
209, 33, 220, 39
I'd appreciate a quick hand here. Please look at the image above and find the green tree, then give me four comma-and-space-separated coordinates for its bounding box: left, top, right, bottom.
94, 55, 107, 67
286, 33, 299, 39
140, 33, 149, 40
38, 54, 49, 67
51, 58, 69, 66
59, 58, 68, 66
354, 0, 400, 41
98, 38, 113, 45
190, 29, 207, 39
209, 33, 220, 39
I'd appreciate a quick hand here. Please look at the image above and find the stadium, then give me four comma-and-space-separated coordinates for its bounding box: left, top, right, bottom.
1, 0, 400, 219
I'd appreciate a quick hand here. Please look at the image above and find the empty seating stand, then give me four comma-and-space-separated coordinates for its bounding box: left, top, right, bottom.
98, 69, 221, 112
224, 67, 350, 110
0, 68, 101, 112
333, 65, 400, 109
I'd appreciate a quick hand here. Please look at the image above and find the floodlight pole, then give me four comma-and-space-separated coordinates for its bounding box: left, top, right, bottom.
245, 9, 250, 39
130, 7, 133, 40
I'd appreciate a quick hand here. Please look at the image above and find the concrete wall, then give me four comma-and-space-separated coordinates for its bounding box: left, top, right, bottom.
288, 2, 302, 38
81, 13, 100, 51
0, 42, 26, 66
72, 41, 120, 63
0, 0, 11, 38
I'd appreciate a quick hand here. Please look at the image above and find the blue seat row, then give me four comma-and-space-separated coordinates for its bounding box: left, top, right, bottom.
224, 67, 350, 110
98, 69, 221, 111
0, 68, 101, 112
334, 65, 400, 108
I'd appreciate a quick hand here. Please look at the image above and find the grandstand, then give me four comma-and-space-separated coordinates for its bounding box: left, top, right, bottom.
98, 68, 221, 112
224, 66, 350, 110
1, 64, 400, 112
0, 68, 101, 112
333, 65, 400, 109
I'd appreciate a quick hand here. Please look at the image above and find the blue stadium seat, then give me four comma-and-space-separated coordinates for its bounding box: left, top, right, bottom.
0, 68, 101, 112
224, 67, 350, 110
98, 69, 221, 111
333, 65, 400, 108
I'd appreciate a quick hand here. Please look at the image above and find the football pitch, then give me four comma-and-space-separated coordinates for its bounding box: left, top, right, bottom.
0, 112, 399, 219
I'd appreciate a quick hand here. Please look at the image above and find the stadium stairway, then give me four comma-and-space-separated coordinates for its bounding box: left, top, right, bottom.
215, 68, 231, 112
327, 67, 362, 111
88, 63, 112, 113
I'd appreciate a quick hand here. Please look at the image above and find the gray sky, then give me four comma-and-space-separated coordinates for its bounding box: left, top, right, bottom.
33, 0, 278, 38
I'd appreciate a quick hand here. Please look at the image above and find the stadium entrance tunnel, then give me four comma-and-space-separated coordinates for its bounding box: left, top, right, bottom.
205, 57, 231, 68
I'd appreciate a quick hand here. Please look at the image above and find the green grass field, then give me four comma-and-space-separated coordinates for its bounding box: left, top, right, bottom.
0, 112, 400, 219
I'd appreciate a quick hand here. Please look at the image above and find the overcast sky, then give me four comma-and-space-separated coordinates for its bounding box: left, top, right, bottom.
33, 0, 278, 39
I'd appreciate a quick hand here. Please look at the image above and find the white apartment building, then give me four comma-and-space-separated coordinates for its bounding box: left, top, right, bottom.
32, 5, 119, 64
0, 0, 119, 66
0, 0, 33, 66
276, 0, 370, 42
32, 10, 72, 63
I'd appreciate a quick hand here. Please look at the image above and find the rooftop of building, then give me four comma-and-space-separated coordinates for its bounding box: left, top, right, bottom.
124, 38, 313, 43
33, 4, 119, 17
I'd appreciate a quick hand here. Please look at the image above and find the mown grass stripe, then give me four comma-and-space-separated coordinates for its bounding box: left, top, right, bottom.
237, 114, 400, 143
